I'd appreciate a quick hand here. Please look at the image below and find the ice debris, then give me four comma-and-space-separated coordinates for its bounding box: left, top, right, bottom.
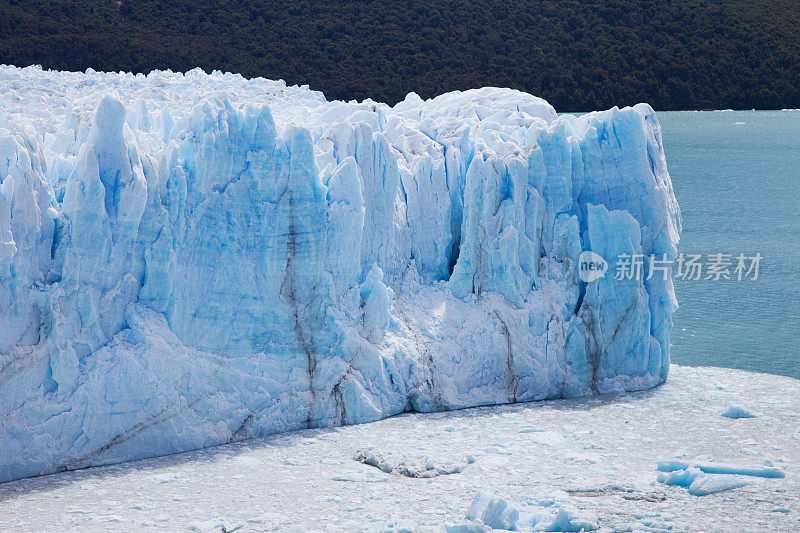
353, 449, 470, 478
657, 459, 785, 496
656, 466, 752, 496
656, 460, 785, 478
722, 404, 757, 418
459, 492, 598, 532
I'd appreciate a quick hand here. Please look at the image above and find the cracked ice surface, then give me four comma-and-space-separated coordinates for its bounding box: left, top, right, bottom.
0, 65, 680, 482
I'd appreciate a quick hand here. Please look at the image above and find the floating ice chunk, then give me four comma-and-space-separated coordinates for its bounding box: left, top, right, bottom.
656, 457, 786, 497
657, 466, 752, 496
722, 404, 757, 418
656, 460, 785, 478
656, 466, 704, 487
536, 505, 599, 532
503, 492, 600, 532
466, 492, 520, 530
686, 475, 751, 496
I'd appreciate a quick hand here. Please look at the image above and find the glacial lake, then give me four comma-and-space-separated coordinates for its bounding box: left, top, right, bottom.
659, 110, 800, 379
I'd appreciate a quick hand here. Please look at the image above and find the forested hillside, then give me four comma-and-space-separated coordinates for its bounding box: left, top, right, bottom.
1, 0, 799, 110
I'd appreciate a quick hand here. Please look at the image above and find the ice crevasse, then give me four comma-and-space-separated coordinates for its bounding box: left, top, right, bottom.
0, 66, 680, 482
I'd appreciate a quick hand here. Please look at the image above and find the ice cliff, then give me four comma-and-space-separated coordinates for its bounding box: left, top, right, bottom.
0, 65, 680, 483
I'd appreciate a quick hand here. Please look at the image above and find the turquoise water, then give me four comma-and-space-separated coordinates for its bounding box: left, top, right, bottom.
659, 111, 800, 379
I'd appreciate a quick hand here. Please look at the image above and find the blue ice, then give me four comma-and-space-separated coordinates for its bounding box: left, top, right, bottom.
0, 66, 680, 482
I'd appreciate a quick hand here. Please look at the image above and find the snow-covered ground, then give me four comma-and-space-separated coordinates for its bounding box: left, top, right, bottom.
0, 365, 797, 532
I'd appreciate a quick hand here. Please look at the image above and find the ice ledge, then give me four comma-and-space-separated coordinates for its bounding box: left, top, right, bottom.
0, 66, 679, 482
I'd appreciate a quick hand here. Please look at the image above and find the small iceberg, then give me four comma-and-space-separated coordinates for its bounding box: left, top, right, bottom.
722, 404, 757, 418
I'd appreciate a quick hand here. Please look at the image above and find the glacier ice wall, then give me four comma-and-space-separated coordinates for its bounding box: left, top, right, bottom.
0, 66, 680, 482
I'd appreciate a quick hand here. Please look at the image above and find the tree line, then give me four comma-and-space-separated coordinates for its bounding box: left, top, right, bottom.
1, 0, 799, 110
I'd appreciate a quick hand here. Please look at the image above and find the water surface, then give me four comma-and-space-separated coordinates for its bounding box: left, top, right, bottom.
659, 110, 800, 379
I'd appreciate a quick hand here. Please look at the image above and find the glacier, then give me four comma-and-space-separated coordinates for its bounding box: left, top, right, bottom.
0, 65, 680, 483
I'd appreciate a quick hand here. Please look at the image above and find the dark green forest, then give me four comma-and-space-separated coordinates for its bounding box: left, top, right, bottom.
1, 0, 799, 110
